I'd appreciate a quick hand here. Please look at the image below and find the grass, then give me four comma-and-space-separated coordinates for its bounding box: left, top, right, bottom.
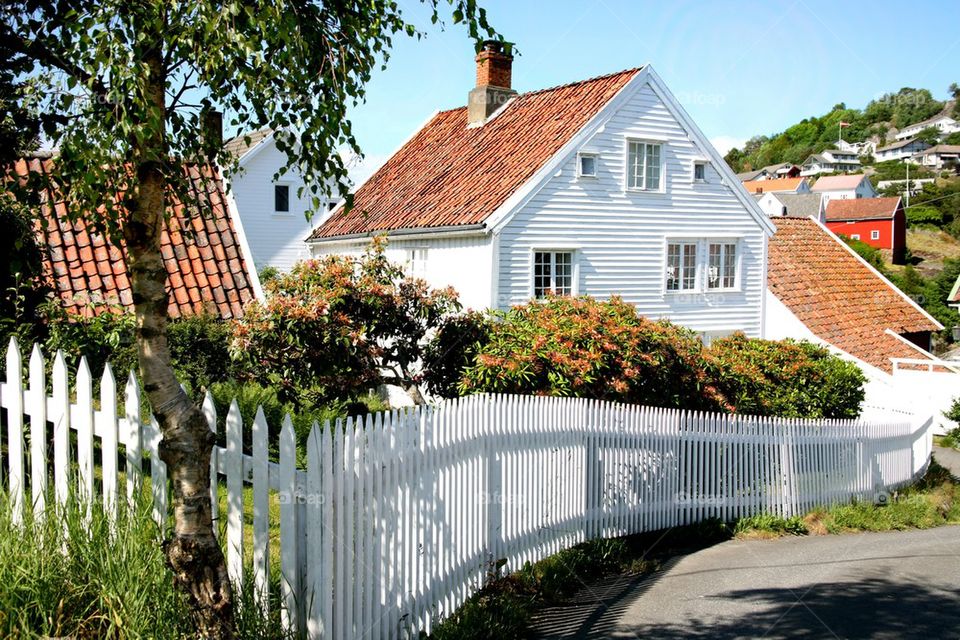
0, 490, 289, 639
431, 462, 960, 639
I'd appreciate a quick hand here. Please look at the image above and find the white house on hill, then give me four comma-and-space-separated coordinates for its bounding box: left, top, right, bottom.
224, 129, 334, 272
811, 174, 878, 202
307, 42, 775, 341
874, 138, 931, 162
895, 114, 960, 141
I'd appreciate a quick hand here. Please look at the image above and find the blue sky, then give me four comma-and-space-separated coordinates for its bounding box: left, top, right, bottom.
345, 0, 960, 182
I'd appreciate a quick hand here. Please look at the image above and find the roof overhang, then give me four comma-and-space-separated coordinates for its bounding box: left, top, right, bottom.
307, 222, 487, 245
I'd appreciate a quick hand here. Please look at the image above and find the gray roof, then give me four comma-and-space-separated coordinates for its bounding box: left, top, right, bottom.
767, 193, 823, 219
876, 137, 928, 152
223, 127, 273, 160
736, 169, 766, 181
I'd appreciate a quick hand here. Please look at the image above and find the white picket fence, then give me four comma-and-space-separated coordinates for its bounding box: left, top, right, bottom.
0, 338, 934, 639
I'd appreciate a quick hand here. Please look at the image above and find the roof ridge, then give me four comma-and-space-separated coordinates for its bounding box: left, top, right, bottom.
435, 66, 644, 115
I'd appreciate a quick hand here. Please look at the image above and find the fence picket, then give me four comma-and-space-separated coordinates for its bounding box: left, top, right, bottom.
28, 344, 47, 519
202, 391, 218, 539
76, 357, 94, 516
6, 337, 24, 524
279, 415, 300, 635
125, 372, 142, 507
52, 351, 71, 508
225, 400, 244, 594
101, 364, 119, 516
252, 406, 270, 611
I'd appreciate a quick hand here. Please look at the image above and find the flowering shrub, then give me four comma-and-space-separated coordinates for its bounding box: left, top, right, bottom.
706, 334, 866, 418
231, 238, 460, 405
459, 296, 726, 411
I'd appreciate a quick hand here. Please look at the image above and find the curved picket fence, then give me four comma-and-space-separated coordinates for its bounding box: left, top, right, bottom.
0, 338, 934, 639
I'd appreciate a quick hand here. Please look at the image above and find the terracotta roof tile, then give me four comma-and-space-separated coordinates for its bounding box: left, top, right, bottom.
16, 157, 257, 319
825, 197, 901, 221
741, 177, 807, 194
768, 218, 940, 372
309, 68, 641, 240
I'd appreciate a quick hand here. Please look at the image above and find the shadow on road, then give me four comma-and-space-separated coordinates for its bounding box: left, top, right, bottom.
532, 571, 960, 639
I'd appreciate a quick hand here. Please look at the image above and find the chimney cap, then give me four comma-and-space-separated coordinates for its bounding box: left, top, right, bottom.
475, 39, 514, 57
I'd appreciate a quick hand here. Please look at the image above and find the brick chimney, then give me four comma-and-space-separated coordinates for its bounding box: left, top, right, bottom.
468, 40, 517, 125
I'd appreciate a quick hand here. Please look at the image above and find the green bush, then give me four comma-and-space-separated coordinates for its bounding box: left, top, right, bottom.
906, 205, 943, 226
459, 296, 724, 411
232, 239, 460, 405
422, 310, 493, 399
707, 334, 866, 419
167, 313, 237, 393
734, 513, 807, 536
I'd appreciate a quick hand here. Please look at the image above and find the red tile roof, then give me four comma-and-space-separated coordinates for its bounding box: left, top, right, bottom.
768, 218, 940, 372
15, 157, 258, 319
741, 177, 807, 194
309, 68, 641, 240
825, 196, 901, 221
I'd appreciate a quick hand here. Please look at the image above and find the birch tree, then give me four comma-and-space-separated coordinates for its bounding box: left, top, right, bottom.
1, 1, 496, 636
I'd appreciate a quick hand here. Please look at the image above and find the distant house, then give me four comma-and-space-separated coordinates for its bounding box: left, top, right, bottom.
949, 275, 960, 310
800, 149, 861, 176
824, 196, 906, 263
735, 168, 767, 181
307, 43, 776, 340
737, 162, 801, 182
894, 114, 960, 141
908, 145, 960, 171
14, 156, 262, 319
811, 174, 878, 201
874, 138, 931, 162
765, 217, 947, 423
753, 192, 825, 221
741, 177, 810, 195
224, 128, 334, 272
876, 178, 936, 196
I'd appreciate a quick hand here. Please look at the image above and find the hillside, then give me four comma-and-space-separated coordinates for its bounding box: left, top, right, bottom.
725, 86, 960, 172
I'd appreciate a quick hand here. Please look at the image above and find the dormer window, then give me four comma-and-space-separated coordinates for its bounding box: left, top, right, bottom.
578, 152, 598, 178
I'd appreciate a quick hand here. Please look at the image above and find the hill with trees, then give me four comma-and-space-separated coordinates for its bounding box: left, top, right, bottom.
725, 85, 960, 173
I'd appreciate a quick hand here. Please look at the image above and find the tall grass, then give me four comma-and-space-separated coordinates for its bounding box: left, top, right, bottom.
0, 491, 288, 639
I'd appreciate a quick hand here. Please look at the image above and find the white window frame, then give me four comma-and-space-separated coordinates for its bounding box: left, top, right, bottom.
405, 247, 428, 278
870, 229, 880, 240
663, 236, 743, 296
851, 234, 861, 240
693, 160, 708, 183
705, 240, 741, 292
625, 138, 664, 192
531, 248, 578, 299
665, 241, 698, 292
273, 183, 292, 214
577, 152, 598, 179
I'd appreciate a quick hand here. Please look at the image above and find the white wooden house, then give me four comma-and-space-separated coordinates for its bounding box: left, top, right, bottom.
307, 42, 775, 340
799, 149, 862, 176
894, 114, 960, 141
874, 138, 931, 162
811, 174, 878, 202
224, 129, 334, 272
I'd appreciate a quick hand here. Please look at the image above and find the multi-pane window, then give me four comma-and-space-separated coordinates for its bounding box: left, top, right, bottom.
666, 242, 697, 291
627, 141, 662, 190
405, 248, 428, 278
707, 242, 737, 290
274, 184, 290, 212
534, 251, 573, 298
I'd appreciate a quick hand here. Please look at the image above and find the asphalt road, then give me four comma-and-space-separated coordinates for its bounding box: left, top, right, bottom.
531, 526, 960, 639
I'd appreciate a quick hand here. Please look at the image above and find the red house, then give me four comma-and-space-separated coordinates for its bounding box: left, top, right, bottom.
825, 196, 906, 264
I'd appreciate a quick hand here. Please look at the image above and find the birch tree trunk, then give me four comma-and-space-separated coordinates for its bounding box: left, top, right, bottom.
122, 31, 234, 640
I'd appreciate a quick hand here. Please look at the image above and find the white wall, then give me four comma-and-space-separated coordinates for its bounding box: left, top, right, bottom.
310, 233, 494, 311
494, 82, 769, 337
229, 140, 326, 272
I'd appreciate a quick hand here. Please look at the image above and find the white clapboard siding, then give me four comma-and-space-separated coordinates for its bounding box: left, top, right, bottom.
0, 341, 935, 640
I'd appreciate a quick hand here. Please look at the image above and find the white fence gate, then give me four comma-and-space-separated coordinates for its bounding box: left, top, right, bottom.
0, 339, 934, 639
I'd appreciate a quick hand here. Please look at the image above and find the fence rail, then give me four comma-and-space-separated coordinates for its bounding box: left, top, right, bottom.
0, 338, 933, 639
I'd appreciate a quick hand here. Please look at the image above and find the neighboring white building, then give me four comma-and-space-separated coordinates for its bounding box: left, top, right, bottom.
894, 114, 960, 141
800, 148, 862, 175
753, 192, 825, 221
307, 43, 776, 340
224, 129, 334, 272
811, 174, 878, 202
908, 144, 960, 171
874, 138, 931, 162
